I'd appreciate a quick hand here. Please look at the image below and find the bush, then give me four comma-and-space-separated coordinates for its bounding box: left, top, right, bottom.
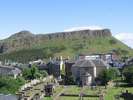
0, 76, 25, 94
123, 66, 133, 84
71, 43, 84, 51
64, 76, 76, 85
22, 65, 48, 80
22, 65, 41, 80
109, 39, 117, 44
98, 68, 119, 85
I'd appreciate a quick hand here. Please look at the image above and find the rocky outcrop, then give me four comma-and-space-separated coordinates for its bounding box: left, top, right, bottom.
8, 30, 34, 39
0, 29, 112, 53
38, 29, 111, 39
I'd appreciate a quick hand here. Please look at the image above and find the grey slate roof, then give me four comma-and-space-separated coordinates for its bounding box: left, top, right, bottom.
0, 65, 21, 76
0, 65, 14, 69
12, 68, 21, 75
72, 60, 93, 67
72, 59, 108, 68
92, 60, 107, 67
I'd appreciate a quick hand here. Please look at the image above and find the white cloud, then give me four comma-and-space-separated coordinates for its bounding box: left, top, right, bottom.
64, 26, 105, 32
114, 33, 133, 48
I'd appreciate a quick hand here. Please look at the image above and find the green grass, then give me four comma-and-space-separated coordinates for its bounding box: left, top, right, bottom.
105, 87, 133, 100
59, 96, 99, 100
59, 97, 80, 100
63, 86, 81, 94
44, 97, 53, 100
43, 85, 133, 100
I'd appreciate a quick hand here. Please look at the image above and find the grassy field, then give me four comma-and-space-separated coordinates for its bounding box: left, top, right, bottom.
43, 85, 133, 100
105, 86, 133, 100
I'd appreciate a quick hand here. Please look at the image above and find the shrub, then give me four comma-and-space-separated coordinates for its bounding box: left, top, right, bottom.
109, 39, 117, 44
0, 76, 25, 94
71, 43, 84, 51
22, 65, 41, 80
123, 66, 133, 84
98, 68, 119, 85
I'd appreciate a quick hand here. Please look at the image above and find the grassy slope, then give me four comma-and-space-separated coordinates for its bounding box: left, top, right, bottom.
0, 36, 132, 63
36, 36, 132, 54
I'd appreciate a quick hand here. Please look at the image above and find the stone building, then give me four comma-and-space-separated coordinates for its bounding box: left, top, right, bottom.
78, 53, 118, 63
0, 65, 21, 78
71, 59, 109, 86
47, 56, 64, 80
65, 60, 75, 77
47, 61, 61, 80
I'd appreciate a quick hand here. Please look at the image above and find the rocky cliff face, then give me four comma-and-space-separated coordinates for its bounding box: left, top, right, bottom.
0, 29, 112, 53
38, 29, 111, 39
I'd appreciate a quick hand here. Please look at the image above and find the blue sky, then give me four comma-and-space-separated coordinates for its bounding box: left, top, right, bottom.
0, 0, 133, 40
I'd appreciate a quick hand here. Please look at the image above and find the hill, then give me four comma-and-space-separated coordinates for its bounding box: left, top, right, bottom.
0, 29, 132, 63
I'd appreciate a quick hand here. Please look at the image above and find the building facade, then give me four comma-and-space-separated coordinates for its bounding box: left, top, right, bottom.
71, 59, 108, 86
0, 65, 21, 78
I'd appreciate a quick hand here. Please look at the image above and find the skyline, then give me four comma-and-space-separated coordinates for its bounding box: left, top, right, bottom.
0, 0, 133, 47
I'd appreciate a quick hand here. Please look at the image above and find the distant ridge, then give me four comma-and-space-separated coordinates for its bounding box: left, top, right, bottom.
0, 28, 132, 63
0, 29, 111, 53
8, 28, 111, 39
9, 30, 34, 39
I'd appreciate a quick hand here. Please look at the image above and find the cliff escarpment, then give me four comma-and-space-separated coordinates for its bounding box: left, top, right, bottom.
0, 29, 111, 53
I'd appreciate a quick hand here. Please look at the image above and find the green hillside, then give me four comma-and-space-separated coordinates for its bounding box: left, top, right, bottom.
0, 36, 132, 63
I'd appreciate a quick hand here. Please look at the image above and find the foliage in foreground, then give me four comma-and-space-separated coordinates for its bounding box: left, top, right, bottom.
22, 65, 48, 80
98, 67, 120, 85
123, 66, 133, 84
0, 76, 25, 94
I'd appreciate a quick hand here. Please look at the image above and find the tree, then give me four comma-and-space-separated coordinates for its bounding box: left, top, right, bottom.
108, 67, 120, 80
22, 65, 41, 80
123, 66, 133, 84
98, 68, 119, 86
65, 75, 76, 85
0, 76, 25, 94
22, 67, 31, 80
121, 49, 129, 58
30, 65, 39, 79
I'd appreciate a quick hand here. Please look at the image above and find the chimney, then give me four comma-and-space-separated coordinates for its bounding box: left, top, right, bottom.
49, 57, 52, 61
60, 56, 63, 61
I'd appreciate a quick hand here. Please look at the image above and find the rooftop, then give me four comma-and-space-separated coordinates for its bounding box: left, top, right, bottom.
72, 59, 108, 68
